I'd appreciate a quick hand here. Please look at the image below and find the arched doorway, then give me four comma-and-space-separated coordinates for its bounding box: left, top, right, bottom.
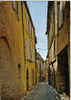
0, 37, 11, 99
26, 69, 29, 90
0, 38, 14, 99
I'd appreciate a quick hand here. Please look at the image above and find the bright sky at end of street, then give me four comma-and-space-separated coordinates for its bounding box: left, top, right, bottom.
27, 1, 48, 60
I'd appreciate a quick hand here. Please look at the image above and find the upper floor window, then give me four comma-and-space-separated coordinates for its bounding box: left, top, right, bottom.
29, 23, 32, 37
52, 8, 54, 35
13, 1, 17, 10
26, 14, 29, 27
12, 1, 19, 17
25, 40, 32, 60
56, 2, 58, 35
58, 2, 64, 28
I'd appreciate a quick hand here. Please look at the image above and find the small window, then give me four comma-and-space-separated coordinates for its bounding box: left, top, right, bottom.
30, 24, 32, 37
18, 64, 21, 72
18, 64, 21, 79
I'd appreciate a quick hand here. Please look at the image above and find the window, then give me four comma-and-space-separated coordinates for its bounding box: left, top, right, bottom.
26, 40, 31, 60
13, 1, 17, 10
12, 1, 18, 17
18, 64, 21, 72
56, 2, 58, 35
59, 2, 64, 28
29, 23, 32, 37
18, 64, 21, 79
26, 14, 29, 27
52, 8, 54, 35
26, 13, 32, 37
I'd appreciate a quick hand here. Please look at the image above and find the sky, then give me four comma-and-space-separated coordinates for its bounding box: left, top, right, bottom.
27, 1, 48, 60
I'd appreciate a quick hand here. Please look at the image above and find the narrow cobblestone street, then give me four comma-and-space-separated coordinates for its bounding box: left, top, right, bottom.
0, 1, 70, 100
24, 82, 61, 100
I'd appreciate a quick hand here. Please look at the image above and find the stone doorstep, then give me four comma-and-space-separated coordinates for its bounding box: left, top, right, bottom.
59, 94, 70, 100
60, 96, 69, 100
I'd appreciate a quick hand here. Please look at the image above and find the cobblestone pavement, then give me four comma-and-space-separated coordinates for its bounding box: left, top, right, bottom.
24, 82, 62, 100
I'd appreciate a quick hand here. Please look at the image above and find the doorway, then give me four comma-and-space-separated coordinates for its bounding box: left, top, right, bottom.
58, 47, 69, 95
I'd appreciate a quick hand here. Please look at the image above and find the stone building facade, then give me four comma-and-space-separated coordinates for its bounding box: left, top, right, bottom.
46, 1, 70, 96
36, 52, 44, 82
0, 1, 36, 100
46, 1, 57, 88
55, 2, 70, 95
23, 2, 36, 91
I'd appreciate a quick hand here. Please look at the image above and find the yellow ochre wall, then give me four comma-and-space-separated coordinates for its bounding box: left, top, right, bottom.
0, 1, 27, 99
0, 1, 36, 100
23, 2, 36, 91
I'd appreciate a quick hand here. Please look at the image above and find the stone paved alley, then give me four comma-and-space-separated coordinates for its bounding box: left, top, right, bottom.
24, 82, 61, 100
0, 2, 70, 100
